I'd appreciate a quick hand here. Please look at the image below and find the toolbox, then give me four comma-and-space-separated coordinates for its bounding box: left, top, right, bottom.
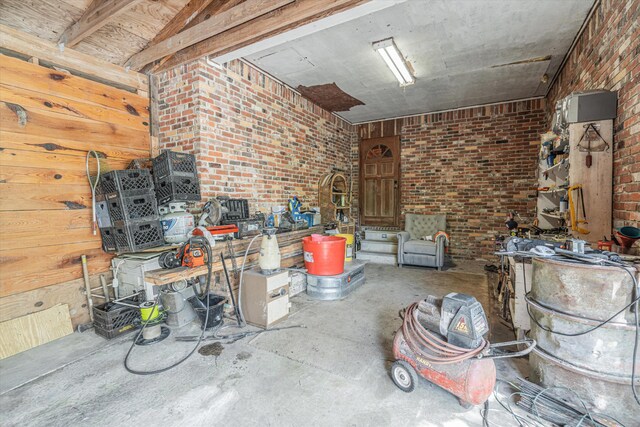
222, 218, 263, 238
219, 198, 250, 221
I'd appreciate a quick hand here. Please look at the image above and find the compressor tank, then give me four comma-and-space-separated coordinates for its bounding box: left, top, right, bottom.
392, 328, 496, 406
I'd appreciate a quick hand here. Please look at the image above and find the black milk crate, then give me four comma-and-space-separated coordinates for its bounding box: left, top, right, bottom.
155, 175, 201, 205
152, 150, 198, 180
100, 169, 154, 196
220, 198, 250, 221
105, 192, 159, 223
113, 220, 164, 252
93, 298, 140, 340
94, 323, 138, 340
100, 227, 117, 253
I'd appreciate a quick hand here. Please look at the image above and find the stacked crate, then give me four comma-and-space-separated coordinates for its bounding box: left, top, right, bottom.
98, 169, 164, 252
152, 150, 201, 205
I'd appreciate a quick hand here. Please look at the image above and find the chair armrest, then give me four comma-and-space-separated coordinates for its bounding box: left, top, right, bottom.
435, 234, 446, 267
397, 231, 410, 265
397, 231, 410, 246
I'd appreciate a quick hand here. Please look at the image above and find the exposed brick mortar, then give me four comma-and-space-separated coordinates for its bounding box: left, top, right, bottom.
156, 58, 358, 216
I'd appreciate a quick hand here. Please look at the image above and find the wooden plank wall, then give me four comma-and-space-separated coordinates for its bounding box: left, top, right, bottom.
357, 118, 403, 140
0, 54, 151, 328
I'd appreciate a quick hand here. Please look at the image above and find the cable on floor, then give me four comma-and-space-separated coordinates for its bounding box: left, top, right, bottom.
123, 236, 213, 375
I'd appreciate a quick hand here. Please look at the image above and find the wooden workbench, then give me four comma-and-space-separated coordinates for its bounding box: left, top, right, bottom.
143, 226, 323, 291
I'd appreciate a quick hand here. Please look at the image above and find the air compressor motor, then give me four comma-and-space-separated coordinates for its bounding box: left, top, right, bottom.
416, 293, 489, 349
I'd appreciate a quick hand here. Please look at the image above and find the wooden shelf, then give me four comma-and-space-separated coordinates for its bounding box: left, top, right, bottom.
319, 172, 354, 228
540, 211, 565, 219
539, 188, 567, 195
541, 160, 569, 175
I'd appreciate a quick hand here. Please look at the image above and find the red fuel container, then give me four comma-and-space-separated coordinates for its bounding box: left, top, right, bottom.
302, 234, 346, 276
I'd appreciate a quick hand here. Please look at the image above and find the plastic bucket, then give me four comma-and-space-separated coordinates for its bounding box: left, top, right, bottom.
303, 234, 346, 276
336, 233, 354, 261
188, 294, 226, 330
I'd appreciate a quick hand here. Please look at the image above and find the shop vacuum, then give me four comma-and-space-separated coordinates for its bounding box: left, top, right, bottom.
391, 293, 535, 407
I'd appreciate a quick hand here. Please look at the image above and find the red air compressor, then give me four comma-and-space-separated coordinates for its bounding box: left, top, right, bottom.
391, 293, 535, 407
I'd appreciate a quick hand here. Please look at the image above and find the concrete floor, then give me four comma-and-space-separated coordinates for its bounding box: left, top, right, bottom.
0, 264, 527, 426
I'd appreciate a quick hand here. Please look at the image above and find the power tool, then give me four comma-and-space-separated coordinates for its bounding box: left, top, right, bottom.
159, 238, 207, 269
391, 293, 535, 407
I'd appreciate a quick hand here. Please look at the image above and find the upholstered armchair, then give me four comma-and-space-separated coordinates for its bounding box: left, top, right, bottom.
397, 214, 447, 270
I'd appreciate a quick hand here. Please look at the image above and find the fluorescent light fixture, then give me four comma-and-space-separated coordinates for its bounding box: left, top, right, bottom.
373, 38, 415, 86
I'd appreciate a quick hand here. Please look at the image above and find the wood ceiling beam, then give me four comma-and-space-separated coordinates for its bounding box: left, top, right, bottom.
155, 0, 370, 73
142, 0, 245, 73
59, 0, 144, 48
0, 24, 148, 92
148, 0, 218, 46
125, 0, 293, 71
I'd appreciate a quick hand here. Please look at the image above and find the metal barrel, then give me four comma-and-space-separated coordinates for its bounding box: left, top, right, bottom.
530, 257, 635, 322
527, 257, 639, 424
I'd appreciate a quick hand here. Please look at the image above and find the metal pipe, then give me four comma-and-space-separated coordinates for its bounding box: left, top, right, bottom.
81, 255, 94, 322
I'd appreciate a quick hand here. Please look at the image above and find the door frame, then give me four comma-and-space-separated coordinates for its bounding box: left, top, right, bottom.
359, 135, 401, 227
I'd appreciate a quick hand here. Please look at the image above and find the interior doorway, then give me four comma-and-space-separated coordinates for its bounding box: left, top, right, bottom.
359, 136, 401, 227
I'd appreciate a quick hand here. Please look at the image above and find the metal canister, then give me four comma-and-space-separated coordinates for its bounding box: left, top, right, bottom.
527, 258, 639, 424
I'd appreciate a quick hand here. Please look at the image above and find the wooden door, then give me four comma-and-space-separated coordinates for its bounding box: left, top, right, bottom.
359, 136, 400, 227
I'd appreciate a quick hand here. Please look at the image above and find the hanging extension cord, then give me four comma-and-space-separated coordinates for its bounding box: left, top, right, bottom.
124, 237, 213, 375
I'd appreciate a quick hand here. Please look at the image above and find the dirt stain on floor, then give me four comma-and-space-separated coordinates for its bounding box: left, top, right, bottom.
199, 342, 224, 357
236, 351, 251, 361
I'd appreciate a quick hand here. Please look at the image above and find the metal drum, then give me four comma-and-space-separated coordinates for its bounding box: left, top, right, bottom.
306, 260, 365, 300
527, 258, 639, 424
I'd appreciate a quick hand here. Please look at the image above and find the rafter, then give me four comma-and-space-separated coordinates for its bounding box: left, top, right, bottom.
125, 0, 293, 71
156, 0, 369, 72
59, 0, 144, 48
148, 0, 217, 46
143, 0, 245, 73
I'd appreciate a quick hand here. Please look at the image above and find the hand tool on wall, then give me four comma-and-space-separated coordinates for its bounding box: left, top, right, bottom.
86, 151, 102, 235
576, 123, 610, 168
568, 185, 589, 235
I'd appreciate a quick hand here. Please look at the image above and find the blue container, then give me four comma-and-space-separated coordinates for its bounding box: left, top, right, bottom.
293, 212, 314, 226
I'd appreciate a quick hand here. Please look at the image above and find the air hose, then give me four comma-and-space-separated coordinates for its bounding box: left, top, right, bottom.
401, 302, 487, 364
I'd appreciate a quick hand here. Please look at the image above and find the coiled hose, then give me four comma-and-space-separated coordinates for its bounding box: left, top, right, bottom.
402, 302, 488, 364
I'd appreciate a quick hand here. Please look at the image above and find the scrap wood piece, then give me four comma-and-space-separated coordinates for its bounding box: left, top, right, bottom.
0, 304, 73, 360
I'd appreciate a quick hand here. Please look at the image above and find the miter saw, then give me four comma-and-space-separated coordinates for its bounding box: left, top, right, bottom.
192, 199, 238, 240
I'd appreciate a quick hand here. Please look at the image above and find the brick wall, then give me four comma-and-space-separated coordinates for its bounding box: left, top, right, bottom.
547, 0, 639, 233
157, 59, 358, 214
357, 99, 547, 260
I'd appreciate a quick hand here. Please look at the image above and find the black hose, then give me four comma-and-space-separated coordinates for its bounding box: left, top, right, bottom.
124, 236, 213, 375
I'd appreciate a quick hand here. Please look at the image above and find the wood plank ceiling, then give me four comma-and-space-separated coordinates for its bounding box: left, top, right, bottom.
0, 0, 368, 73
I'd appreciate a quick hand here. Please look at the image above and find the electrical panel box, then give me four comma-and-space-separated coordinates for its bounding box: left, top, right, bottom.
241, 269, 290, 329
564, 91, 617, 123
